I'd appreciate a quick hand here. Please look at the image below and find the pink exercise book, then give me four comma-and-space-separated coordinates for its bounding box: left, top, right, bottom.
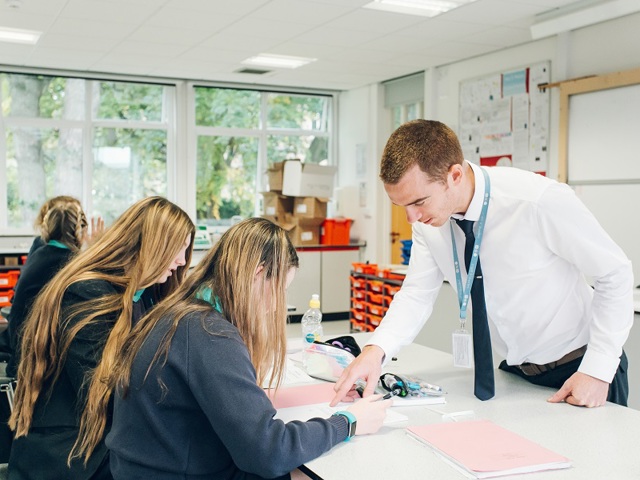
407, 419, 571, 478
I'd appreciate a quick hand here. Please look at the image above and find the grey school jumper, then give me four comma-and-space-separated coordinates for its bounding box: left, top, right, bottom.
107, 309, 348, 480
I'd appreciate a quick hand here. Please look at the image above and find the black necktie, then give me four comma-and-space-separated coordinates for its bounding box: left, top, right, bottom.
456, 219, 495, 401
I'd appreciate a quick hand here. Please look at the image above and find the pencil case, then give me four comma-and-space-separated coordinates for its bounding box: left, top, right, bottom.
304, 341, 357, 381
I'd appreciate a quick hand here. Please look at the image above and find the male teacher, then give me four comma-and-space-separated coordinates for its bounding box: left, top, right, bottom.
332, 119, 631, 407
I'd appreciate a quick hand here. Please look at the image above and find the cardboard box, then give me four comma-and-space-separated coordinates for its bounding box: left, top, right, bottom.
266, 161, 290, 192
293, 197, 328, 219
3, 256, 18, 266
282, 160, 337, 198
262, 192, 294, 219
278, 214, 324, 246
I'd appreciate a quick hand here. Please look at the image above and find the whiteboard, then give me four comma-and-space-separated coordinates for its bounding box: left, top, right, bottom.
574, 184, 640, 284
568, 84, 640, 183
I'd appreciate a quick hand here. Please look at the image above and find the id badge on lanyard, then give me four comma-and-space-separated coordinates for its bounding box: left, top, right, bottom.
450, 168, 490, 368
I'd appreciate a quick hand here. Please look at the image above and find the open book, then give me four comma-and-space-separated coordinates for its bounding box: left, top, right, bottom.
407, 420, 571, 478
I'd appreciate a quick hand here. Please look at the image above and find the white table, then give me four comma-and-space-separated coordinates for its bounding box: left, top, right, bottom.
302, 334, 640, 479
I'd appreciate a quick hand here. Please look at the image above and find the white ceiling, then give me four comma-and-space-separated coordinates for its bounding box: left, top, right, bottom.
0, 0, 588, 91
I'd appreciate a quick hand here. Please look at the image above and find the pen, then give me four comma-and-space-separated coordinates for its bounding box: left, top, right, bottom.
355, 379, 366, 398
380, 388, 402, 400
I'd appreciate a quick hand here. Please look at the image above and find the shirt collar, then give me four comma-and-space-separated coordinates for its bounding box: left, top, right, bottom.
48, 239, 70, 250
451, 160, 486, 222
195, 286, 223, 313
133, 288, 145, 302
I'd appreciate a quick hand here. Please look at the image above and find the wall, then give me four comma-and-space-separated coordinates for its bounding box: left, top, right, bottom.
338, 13, 640, 260
337, 84, 390, 264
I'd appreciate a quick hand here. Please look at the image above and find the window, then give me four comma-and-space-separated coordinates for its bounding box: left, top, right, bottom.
384, 72, 424, 129
391, 101, 423, 129
0, 73, 174, 230
193, 87, 332, 226
0, 71, 335, 233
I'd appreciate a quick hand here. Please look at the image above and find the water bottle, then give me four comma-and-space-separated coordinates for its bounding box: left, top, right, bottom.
301, 294, 323, 365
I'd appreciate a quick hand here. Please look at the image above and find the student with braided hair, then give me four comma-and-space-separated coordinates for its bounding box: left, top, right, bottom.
6, 198, 89, 378
8, 196, 195, 480
26, 195, 104, 261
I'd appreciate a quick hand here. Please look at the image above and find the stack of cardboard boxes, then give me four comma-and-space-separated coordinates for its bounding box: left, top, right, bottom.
262, 159, 337, 246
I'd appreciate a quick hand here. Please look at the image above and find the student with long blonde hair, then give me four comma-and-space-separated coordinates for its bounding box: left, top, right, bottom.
8, 196, 195, 480
106, 217, 390, 480
6, 198, 88, 378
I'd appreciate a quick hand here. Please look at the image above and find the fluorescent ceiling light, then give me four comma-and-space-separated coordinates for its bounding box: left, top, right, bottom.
0, 26, 41, 44
362, 0, 478, 18
241, 53, 316, 69
531, 0, 640, 40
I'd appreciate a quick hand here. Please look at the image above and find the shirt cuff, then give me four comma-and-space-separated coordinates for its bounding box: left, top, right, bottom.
328, 413, 350, 442
578, 348, 621, 383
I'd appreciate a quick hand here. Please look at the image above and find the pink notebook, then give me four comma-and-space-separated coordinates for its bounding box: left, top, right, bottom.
407, 420, 571, 478
267, 383, 337, 409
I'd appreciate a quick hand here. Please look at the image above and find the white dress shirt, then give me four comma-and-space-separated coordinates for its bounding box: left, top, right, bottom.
369, 161, 633, 383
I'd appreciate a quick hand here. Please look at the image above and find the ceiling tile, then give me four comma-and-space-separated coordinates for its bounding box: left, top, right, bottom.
294, 26, 383, 47
198, 32, 282, 52
110, 41, 188, 57
26, 47, 103, 70
126, 26, 213, 46
395, 19, 491, 42
48, 17, 138, 39
463, 25, 533, 47
38, 33, 118, 52
59, 0, 156, 24
177, 47, 249, 64
146, 7, 241, 31
255, 41, 344, 59
323, 8, 426, 33
224, 17, 316, 39
0, 11, 55, 31
164, 0, 270, 16
251, 0, 355, 24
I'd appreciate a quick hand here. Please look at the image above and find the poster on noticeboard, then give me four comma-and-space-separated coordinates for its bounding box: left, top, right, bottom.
459, 61, 550, 176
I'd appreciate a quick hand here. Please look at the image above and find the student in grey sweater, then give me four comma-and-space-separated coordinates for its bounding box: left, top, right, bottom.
107, 217, 391, 480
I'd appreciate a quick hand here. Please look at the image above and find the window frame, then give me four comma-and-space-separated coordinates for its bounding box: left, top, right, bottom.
186, 82, 337, 225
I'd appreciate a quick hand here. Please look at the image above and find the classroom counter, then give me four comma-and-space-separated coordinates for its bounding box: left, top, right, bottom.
302, 333, 640, 479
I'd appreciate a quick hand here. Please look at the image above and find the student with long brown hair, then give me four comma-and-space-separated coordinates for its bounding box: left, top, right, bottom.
106, 217, 391, 479
6, 197, 88, 378
8, 196, 195, 480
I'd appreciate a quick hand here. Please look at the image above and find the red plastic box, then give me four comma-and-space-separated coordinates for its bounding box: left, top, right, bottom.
321, 218, 352, 245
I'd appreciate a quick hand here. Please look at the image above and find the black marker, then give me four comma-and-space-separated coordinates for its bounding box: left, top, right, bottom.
355, 380, 366, 398
380, 388, 402, 401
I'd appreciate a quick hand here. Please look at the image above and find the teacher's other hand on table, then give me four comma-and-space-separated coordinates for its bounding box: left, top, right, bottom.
547, 371, 609, 408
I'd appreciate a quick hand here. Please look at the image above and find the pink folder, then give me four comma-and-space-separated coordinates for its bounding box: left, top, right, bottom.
267, 383, 337, 409
407, 420, 571, 478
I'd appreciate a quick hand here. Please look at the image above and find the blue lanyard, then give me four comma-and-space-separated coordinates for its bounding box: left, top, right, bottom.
450, 167, 490, 330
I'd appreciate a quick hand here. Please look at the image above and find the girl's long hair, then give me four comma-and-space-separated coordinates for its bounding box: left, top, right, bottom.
112, 217, 299, 403
9, 196, 195, 465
